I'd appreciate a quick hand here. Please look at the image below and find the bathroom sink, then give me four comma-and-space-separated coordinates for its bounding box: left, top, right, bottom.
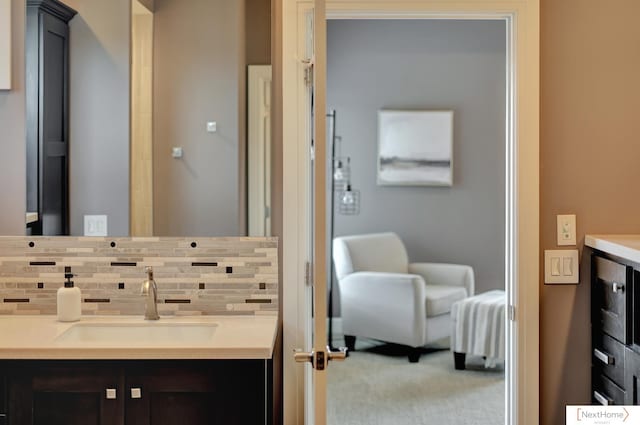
55, 322, 218, 347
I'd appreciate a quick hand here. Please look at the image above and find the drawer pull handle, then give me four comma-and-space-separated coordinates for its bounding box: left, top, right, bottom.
594, 348, 615, 365
593, 390, 613, 406
105, 388, 117, 400
131, 387, 142, 399
612, 282, 625, 293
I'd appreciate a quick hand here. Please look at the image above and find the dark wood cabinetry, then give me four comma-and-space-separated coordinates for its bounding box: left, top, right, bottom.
26, 0, 77, 235
1, 368, 6, 425
9, 363, 123, 425
625, 348, 640, 405
3, 360, 271, 425
125, 361, 268, 425
591, 251, 639, 405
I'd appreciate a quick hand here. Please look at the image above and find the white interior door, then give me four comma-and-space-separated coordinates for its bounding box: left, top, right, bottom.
293, 1, 348, 424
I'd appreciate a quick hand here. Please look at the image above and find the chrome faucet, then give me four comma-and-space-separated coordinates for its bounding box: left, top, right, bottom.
141, 266, 160, 320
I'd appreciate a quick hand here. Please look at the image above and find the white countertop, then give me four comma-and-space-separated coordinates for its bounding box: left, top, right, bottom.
585, 234, 640, 264
0, 315, 277, 360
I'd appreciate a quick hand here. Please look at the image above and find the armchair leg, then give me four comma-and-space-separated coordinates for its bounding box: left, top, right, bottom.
408, 347, 421, 363
344, 335, 356, 353
453, 352, 466, 370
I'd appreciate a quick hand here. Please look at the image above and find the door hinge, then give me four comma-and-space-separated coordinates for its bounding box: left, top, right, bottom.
305, 261, 313, 286
508, 305, 516, 321
302, 57, 314, 87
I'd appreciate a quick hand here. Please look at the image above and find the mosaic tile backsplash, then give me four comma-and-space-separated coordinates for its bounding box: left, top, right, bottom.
0, 237, 278, 316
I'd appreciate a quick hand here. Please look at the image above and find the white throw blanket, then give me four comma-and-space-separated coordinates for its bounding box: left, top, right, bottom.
451, 290, 505, 368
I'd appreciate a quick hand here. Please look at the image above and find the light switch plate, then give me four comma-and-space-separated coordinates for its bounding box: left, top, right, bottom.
557, 214, 576, 246
84, 215, 108, 237
544, 249, 579, 284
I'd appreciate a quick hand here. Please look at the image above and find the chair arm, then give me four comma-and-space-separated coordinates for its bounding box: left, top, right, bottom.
408, 263, 475, 297
338, 271, 427, 347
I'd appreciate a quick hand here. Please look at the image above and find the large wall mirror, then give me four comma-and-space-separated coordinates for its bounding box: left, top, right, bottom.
24, 0, 272, 237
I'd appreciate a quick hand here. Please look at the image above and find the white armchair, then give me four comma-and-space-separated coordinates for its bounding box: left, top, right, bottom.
333, 232, 474, 362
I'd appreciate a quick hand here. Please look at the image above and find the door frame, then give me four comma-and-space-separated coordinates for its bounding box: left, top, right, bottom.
280, 1, 539, 424
248, 65, 273, 237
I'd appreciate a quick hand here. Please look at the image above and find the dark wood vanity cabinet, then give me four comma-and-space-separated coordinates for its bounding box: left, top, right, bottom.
591, 252, 638, 406
1, 368, 7, 425
3, 360, 272, 425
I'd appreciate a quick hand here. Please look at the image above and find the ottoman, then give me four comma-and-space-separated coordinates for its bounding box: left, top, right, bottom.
451, 289, 505, 370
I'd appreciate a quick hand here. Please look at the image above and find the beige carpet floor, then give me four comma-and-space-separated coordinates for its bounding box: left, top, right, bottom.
327, 339, 505, 425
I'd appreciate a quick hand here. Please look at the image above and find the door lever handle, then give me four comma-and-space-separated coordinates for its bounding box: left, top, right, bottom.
294, 349, 313, 364
293, 346, 348, 370
327, 346, 347, 362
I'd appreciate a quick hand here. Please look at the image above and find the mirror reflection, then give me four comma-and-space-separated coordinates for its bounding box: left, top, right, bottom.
25, 0, 272, 237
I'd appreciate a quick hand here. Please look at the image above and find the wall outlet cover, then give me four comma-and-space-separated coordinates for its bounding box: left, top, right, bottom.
557, 214, 576, 246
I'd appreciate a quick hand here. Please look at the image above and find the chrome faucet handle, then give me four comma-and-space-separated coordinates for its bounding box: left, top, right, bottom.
141, 266, 160, 320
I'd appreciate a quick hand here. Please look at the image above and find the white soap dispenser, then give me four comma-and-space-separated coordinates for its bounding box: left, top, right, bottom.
57, 266, 81, 322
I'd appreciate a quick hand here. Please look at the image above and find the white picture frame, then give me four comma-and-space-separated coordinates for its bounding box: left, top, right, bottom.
377, 110, 454, 186
0, 0, 11, 90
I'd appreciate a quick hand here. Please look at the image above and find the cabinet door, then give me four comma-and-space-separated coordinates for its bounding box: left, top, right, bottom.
1, 368, 6, 425
8, 363, 123, 425
125, 360, 267, 425
39, 12, 70, 235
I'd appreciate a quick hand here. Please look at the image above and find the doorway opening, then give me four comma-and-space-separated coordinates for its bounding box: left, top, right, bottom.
281, 2, 539, 424
325, 18, 507, 425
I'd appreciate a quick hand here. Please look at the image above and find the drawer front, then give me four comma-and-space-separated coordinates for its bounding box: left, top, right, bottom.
593, 373, 625, 406
593, 256, 631, 343
626, 347, 640, 405
593, 333, 625, 387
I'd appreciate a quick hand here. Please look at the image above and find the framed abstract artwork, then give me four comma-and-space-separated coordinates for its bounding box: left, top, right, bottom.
0, 0, 10, 90
377, 110, 454, 186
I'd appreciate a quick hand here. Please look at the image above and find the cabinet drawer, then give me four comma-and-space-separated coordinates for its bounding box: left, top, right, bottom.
593, 333, 625, 387
626, 347, 640, 405
593, 373, 625, 406
593, 256, 632, 343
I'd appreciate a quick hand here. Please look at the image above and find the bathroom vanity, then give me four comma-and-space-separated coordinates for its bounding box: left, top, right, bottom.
586, 235, 640, 406
0, 315, 277, 425
0, 236, 279, 424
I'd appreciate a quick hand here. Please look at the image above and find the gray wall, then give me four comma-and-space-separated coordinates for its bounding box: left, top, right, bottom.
65, 0, 131, 236
153, 0, 243, 236
327, 20, 506, 309
0, 0, 26, 235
